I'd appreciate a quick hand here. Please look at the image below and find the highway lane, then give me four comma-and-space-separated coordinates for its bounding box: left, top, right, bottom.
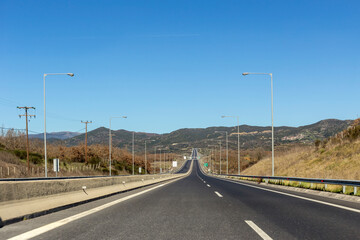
197, 161, 360, 239
2, 156, 360, 239
1, 160, 263, 240
175, 159, 192, 173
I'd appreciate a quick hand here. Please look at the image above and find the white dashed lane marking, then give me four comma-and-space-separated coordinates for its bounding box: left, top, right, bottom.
245, 220, 273, 240
214, 191, 223, 198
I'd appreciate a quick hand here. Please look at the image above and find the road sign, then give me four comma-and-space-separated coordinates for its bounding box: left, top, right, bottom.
172, 161, 177, 167
204, 163, 208, 167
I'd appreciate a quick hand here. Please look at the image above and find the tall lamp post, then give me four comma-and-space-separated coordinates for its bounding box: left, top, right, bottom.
242, 72, 274, 176
43, 73, 74, 177
162, 149, 166, 173
132, 132, 135, 175
215, 131, 228, 175
221, 115, 241, 175
154, 145, 162, 174
109, 116, 127, 176
159, 148, 162, 174
145, 140, 154, 174
208, 145, 217, 173
218, 140, 222, 174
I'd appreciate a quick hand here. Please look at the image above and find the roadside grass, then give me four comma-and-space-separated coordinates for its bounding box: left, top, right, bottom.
228, 176, 360, 196
242, 140, 360, 180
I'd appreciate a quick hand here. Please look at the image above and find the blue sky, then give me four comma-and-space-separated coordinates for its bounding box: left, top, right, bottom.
1, 0, 359, 134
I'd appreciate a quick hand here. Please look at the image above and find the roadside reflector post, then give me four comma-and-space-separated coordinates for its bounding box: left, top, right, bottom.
343, 185, 346, 194
53, 158, 60, 177
354, 187, 358, 195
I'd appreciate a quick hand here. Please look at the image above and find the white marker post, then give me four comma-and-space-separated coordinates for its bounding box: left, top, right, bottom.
53, 158, 59, 177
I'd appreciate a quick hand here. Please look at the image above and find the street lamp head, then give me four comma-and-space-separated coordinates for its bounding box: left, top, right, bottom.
221, 116, 226, 118
122, 116, 127, 118
242, 72, 249, 76
67, 73, 75, 77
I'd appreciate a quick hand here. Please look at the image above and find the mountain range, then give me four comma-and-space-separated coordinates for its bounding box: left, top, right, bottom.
29, 131, 81, 140
30, 119, 353, 154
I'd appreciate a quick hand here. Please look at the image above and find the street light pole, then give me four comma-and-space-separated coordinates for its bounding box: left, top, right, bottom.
109, 116, 127, 176
43, 73, 74, 177
154, 146, 157, 174
215, 131, 228, 174
226, 133, 228, 174
222, 115, 241, 175
163, 150, 166, 173
159, 148, 162, 174
242, 72, 274, 176
145, 140, 154, 174
145, 141, 147, 174
219, 140, 222, 174
208, 145, 216, 174
132, 131, 135, 175
154, 145, 162, 174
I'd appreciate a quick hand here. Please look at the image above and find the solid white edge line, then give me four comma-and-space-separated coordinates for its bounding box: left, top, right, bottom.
214, 191, 223, 198
8, 178, 182, 240
245, 220, 273, 240
213, 176, 360, 214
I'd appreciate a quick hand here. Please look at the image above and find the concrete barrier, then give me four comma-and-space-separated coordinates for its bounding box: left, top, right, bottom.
0, 160, 193, 226
0, 174, 179, 202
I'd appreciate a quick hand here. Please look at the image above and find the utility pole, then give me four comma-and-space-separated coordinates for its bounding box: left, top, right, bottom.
81, 121, 92, 163
17, 106, 36, 175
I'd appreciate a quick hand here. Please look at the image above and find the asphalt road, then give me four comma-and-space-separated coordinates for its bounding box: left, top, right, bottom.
1, 153, 360, 239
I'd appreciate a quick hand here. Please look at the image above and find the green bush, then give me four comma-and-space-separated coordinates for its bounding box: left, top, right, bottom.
88, 156, 101, 165
29, 153, 42, 164
13, 149, 27, 159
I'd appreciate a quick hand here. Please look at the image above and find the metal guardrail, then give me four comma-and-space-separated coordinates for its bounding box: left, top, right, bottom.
217, 174, 360, 187
0, 160, 191, 182
209, 172, 360, 195
0, 174, 130, 182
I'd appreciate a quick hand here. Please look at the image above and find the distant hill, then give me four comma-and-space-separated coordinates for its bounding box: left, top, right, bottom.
30, 131, 81, 140
52, 119, 353, 154
242, 119, 360, 179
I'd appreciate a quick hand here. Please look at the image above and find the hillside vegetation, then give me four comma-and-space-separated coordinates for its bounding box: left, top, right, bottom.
0, 129, 179, 178
43, 119, 352, 154
243, 119, 360, 180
